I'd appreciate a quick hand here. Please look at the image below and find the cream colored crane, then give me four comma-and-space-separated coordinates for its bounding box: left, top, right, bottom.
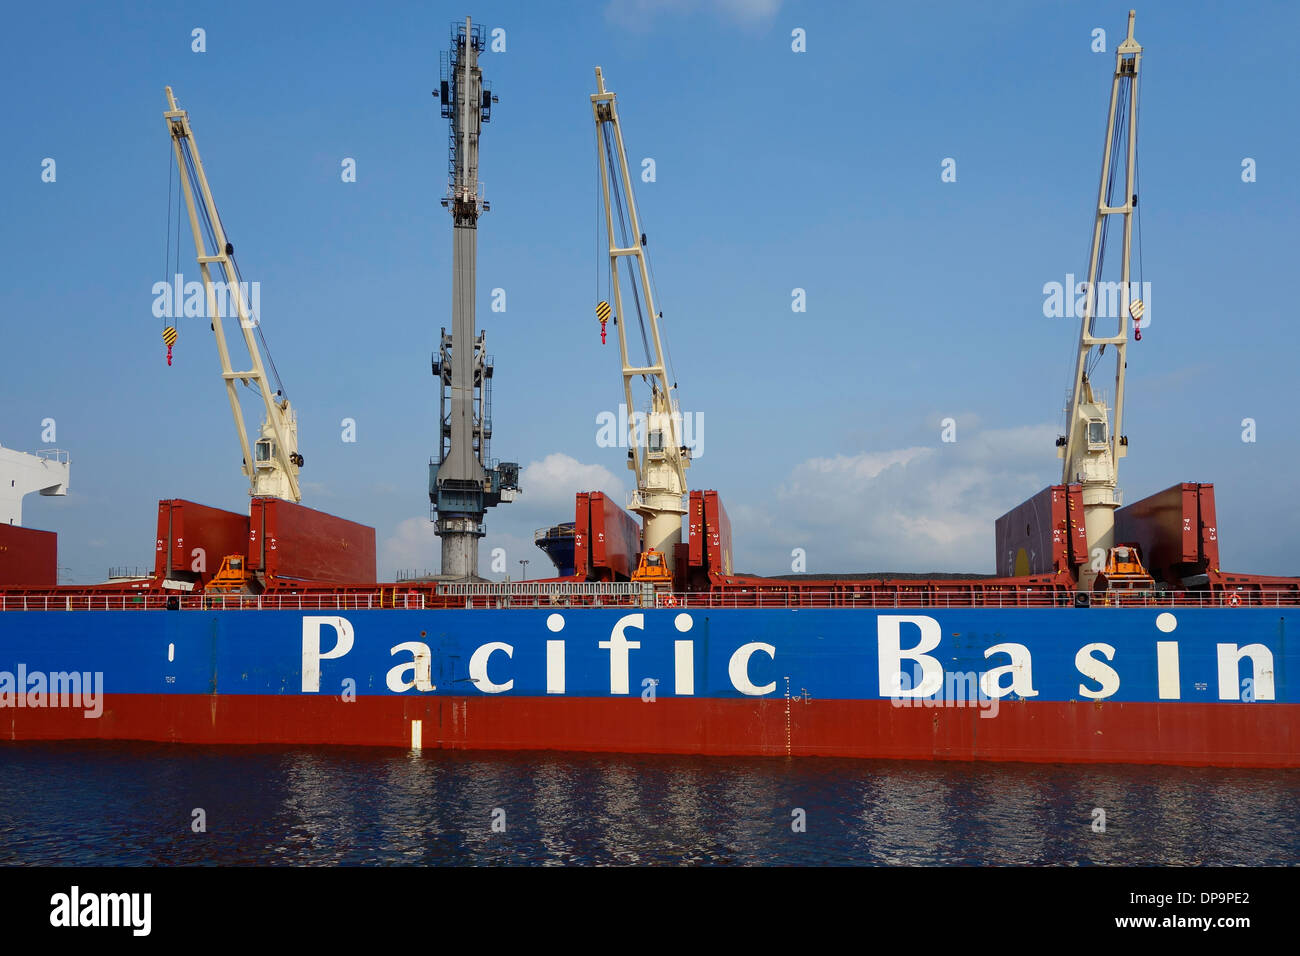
1057, 11, 1145, 589
164, 87, 302, 502
591, 68, 690, 572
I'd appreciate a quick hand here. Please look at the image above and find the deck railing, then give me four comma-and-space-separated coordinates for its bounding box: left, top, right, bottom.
1, 588, 1296, 612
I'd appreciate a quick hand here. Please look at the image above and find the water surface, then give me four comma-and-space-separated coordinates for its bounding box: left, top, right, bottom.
1, 744, 1296, 865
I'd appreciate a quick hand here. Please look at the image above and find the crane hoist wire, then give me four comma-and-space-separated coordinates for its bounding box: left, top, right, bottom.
161, 145, 183, 365
597, 122, 682, 392
601, 122, 653, 376
176, 136, 289, 400
596, 122, 617, 344
612, 116, 680, 390
163, 146, 173, 289
1134, 80, 1144, 307
636, 182, 680, 391
229, 252, 288, 400
1084, 73, 1132, 383
163, 145, 184, 307
594, 123, 604, 320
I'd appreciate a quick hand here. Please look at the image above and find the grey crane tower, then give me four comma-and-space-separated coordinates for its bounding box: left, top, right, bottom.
430, 17, 519, 580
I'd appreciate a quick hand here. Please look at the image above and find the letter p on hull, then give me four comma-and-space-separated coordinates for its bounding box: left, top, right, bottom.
302, 616, 355, 692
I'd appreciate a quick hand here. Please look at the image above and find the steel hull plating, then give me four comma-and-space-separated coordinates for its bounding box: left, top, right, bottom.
1, 607, 1294, 766
6, 696, 1297, 768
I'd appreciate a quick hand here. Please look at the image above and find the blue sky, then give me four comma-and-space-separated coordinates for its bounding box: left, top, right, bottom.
2, 0, 1298, 583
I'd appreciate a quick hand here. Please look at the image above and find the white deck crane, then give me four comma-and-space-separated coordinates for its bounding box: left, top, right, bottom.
1057, 11, 1144, 589
591, 68, 690, 573
164, 87, 303, 503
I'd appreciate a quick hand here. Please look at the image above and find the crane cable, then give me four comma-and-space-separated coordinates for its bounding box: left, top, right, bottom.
614, 121, 679, 391
160, 144, 182, 365
1134, 77, 1144, 327
174, 145, 183, 291
1085, 72, 1131, 383
634, 175, 680, 393
631, 178, 687, 458
595, 121, 613, 345
177, 136, 288, 400
595, 122, 602, 330
223, 234, 286, 399
162, 145, 173, 287
601, 123, 653, 376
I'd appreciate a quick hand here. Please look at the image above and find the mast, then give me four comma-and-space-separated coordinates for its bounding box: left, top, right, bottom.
164, 87, 303, 502
430, 17, 519, 579
1057, 10, 1143, 588
591, 67, 690, 571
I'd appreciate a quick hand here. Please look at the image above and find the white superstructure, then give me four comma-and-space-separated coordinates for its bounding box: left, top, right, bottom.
0, 444, 69, 526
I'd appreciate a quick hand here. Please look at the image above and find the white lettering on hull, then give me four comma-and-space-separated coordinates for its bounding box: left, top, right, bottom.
291, 611, 1282, 706
470, 642, 514, 694
1217, 644, 1275, 701
599, 614, 642, 695
728, 643, 776, 696
1156, 641, 1180, 700
301, 616, 354, 692
1076, 643, 1120, 699
877, 615, 943, 697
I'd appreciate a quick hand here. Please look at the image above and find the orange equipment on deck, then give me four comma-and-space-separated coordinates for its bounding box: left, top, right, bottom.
1096, 544, 1156, 591
631, 548, 673, 585
206, 554, 255, 593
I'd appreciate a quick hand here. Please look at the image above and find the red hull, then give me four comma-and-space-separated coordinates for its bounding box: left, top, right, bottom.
6, 696, 1297, 767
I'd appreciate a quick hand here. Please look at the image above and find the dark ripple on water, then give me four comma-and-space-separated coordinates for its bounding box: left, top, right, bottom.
0, 743, 1297, 865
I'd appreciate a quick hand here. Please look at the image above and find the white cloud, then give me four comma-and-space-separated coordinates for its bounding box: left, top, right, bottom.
783, 447, 933, 495
520, 453, 625, 510
731, 422, 1060, 575
380, 517, 437, 579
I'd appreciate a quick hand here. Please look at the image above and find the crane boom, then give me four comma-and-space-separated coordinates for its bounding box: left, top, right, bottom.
591, 68, 690, 572
1057, 11, 1142, 588
164, 87, 302, 503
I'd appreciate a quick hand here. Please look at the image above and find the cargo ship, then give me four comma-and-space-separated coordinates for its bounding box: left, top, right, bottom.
3, 13, 1297, 768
